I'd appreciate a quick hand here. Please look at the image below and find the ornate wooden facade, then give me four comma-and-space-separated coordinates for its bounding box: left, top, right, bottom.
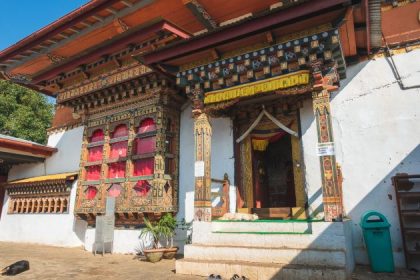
166, 24, 345, 221
6, 173, 77, 214
74, 84, 183, 225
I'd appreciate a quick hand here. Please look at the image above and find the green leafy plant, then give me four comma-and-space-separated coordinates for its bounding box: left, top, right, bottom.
139, 217, 166, 249
159, 213, 177, 248
139, 214, 177, 249
0, 80, 53, 144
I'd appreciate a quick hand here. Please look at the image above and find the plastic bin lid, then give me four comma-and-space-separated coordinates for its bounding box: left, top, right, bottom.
360, 210, 391, 229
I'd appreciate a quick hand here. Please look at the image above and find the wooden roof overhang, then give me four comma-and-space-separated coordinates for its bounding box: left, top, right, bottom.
0, 0, 313, 97
142, 0, 351, 66
140, 0, 350, 113
0, 137, 57, 157
0, 136, 57, 166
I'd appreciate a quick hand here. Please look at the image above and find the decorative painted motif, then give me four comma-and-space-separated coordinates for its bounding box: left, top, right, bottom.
312, 89, 343, 222
177, 29, 345, 97
57, 63, 152, 102
240, 136, 253, 208
193, 111, 212, 221
203, 71, 310, 104
185, 0, 218, 30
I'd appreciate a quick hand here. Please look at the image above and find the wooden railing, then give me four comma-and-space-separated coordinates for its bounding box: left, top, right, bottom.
211, 173, 230, 218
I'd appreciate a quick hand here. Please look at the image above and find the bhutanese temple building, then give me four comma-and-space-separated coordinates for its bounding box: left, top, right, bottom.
1, 0, 420, 278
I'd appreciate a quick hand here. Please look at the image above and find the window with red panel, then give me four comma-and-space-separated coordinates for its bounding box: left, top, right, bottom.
86, 165, 101, 181
110, 124, 128, 159
90, 129, 104, 142
133, 180, 151, 197
133, 158, 154, 176
86, 186, 98, 200
135, 118, 156, 155
88, 129, 104, 162
108, 184, 122, 198
108, 162, 126, 179
88, 146, 103, 162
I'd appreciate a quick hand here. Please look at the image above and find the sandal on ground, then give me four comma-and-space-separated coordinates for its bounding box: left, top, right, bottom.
230, 274, 241, 280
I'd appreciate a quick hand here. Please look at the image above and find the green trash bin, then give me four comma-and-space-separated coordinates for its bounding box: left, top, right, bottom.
360, 211, 395, 273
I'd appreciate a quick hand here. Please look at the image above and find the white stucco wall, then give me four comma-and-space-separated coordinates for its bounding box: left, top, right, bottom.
8, 126, 84, 181
300, 100, 324, 219
178, 103, 235, 224
0, 180, 87, 247
330, 49, 420, 267
0, 126, 86, 247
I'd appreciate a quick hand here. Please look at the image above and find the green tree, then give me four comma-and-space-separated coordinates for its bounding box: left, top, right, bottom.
0, 80, 53, 144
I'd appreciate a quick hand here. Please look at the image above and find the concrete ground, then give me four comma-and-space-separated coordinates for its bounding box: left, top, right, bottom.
0, 242, 418, 280
0, 242, 203, 280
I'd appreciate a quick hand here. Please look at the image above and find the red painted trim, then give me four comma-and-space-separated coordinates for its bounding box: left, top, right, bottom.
0, 139, 57, 157
0, 0, 120, 63
162, 23, 191, 39
143, 0, 350, 64
32, 21, 189, 83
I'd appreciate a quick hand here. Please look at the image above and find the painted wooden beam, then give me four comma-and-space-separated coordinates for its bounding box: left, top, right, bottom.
183, 0, 217, 30
0, 0, 123, 62
122, 0, 133, 7
143, 0, 350, 64
92, 15, 105, 22
2, 0, 154, 72
32, 21, 190, 83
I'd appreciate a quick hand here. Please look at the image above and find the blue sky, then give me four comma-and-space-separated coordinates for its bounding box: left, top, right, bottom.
0, 0, 90, 51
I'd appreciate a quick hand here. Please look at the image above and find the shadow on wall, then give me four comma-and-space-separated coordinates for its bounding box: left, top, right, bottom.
347, 145, 420, 268
265, 146, 420, 279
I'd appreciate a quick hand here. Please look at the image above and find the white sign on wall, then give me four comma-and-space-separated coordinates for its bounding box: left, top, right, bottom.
194, 161, 205, 177
317, 142, 335, 156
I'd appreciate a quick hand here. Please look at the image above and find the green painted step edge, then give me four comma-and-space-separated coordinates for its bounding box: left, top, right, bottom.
211, 230, 313, 235
212, 219, 324, 223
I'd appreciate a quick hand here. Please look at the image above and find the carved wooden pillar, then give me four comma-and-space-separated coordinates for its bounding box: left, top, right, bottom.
311, 62, 343, 222
191, 89, 212, 221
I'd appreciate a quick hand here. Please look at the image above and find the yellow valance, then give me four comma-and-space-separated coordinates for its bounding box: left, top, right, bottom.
252, 139, 270, 151
204, 70, 310, 104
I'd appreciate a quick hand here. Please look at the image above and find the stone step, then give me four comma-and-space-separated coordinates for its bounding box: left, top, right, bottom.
176, 258, 348, 280
194, 222, 348, 250
211, 220, 312, 234
184, 244, 346, 268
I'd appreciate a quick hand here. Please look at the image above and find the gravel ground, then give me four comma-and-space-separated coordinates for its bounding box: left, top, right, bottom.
0, 242, 203, 280
0, 242, 418, 280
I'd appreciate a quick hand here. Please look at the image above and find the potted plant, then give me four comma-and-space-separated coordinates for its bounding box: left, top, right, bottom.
159, 213, 178, 259
139, 217, 167, 263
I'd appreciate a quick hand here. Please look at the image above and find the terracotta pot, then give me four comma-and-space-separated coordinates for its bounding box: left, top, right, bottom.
143, 248, 165, 263
163, 247, 179, 259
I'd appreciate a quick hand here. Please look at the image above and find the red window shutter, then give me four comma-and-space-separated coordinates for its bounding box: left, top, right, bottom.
110, 141, 128, 159
137, 118, 156, 134
88, 146, 103, 162
86, 186, 98, 200
108, 162, 126, 178
86, 165, 101, 180
133, 158, 154, 176
112, 124, 129, 138
90, 129, 104, 142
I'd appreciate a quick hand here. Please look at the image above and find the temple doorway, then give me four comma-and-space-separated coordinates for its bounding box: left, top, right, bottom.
235, 106, 305, 219
252, 134, 296, 209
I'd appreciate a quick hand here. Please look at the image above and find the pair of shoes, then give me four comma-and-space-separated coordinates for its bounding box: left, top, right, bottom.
208, 274, 222, 280
230, 275, 249, 280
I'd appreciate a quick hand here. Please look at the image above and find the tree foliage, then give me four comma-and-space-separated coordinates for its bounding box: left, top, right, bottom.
0, 80, 53, 144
